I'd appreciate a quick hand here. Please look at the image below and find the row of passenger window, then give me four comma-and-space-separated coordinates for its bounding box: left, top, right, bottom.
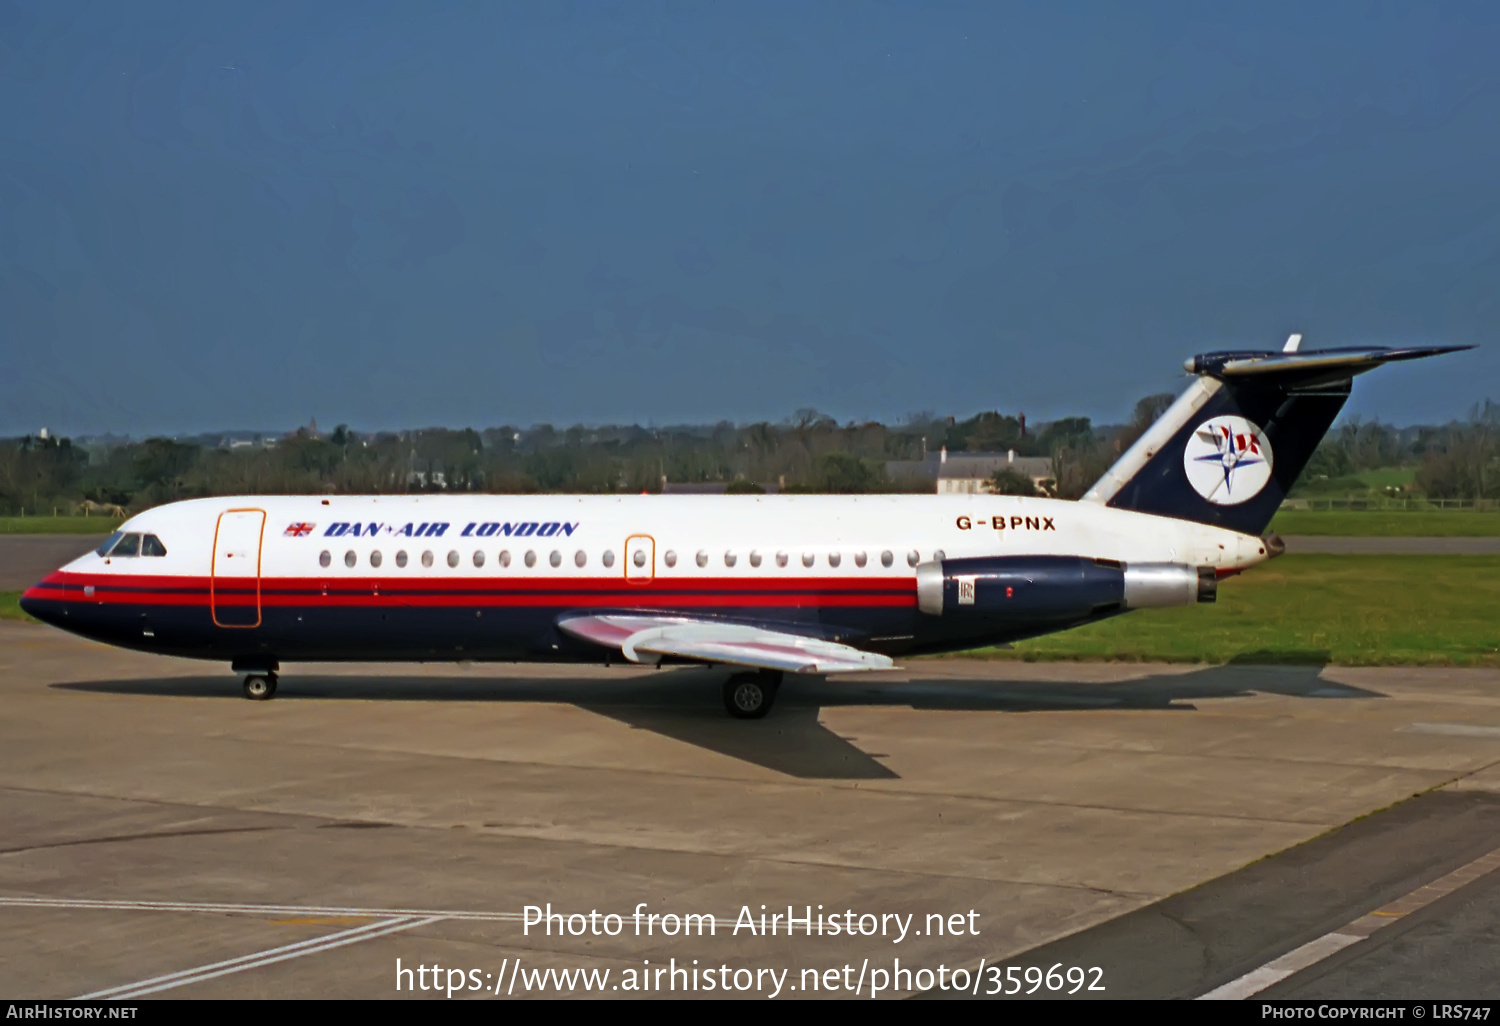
318, 548, 942, 570
320, 548, 599, 569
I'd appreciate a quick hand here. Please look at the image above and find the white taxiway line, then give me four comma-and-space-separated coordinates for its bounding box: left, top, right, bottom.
0, 896, 748, 930
77, 915, 447, 999
1199, 843, 1500, 1000
0, 896, 523, 922
1403, 722, 1500, 740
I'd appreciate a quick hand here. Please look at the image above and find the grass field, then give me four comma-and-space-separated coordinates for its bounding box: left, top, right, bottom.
1354, 467, 1418, 490
1293, 467, 1418, 497
0, 592, 26, 622
5, 555, 1498, 664
992, 555, 1500, 666
1268, 510, 1500, 536
0, 516, 120, 535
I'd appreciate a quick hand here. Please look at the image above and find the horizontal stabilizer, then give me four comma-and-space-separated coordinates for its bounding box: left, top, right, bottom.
1184, 345, 1473, 390
558, 614, 895, 674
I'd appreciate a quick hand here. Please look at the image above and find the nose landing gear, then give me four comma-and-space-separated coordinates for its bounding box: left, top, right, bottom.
242, 673, 278, 701
722, 669, 783, 719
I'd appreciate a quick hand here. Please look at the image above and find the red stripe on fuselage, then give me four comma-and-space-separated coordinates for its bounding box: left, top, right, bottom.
25, 571, 918, 609
35, 570, 913, 592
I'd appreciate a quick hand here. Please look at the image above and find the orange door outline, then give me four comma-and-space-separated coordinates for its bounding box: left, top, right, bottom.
211, 508, 266, 628
624, 534, 655, 585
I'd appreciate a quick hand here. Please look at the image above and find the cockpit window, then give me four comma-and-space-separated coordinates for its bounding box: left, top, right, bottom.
96, 532, 124, 557
108, 533, 141, 557
140, 534, 167, 557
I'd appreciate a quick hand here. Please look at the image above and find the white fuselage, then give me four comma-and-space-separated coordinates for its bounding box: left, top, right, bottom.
23, 493, 1271, 666
67, 493, 1270, 581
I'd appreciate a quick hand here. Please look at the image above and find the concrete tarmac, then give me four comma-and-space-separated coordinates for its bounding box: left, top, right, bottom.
1266, 839, 1500, 1000
2, 621, 1498, 999
1282, 536, 1500, 555
932, 787, 1500, 999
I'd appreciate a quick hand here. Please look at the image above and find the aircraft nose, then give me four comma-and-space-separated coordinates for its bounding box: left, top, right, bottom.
18, 574, 65, 625
18, 585, 44, 619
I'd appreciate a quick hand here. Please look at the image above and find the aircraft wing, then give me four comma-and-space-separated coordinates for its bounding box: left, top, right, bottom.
556, 614, 896, 674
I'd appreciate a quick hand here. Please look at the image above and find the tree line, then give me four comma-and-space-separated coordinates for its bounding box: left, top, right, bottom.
2, 397, 1495, 516
1299, 400, 1499, 499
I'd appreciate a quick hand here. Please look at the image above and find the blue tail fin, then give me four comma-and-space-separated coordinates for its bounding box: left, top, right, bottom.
1081, 342, 1472, 536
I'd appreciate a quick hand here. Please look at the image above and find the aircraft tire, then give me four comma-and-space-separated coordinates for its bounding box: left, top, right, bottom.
243, 673, 278, 701
723, 672, 779, 720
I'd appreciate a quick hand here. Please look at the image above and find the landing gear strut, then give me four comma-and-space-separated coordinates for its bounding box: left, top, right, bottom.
242, 672, 278, 701
723, 670, 782, 719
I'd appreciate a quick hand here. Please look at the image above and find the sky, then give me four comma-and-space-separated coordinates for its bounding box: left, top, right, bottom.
2, 0, 1497, 437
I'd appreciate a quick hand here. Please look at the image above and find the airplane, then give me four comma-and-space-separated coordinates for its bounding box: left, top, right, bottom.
20, 340, 1469, 719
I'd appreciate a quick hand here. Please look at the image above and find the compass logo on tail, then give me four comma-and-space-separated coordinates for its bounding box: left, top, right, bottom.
1182, 416, 1274, 505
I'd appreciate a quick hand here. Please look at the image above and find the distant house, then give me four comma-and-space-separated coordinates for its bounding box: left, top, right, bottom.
406, 471, 448, 489
886, 448, 1054, 495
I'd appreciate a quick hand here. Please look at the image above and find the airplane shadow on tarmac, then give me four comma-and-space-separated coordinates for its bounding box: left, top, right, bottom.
54, 650, 1380, 781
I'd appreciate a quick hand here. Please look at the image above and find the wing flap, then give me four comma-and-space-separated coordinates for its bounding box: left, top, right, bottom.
557, 614, 895, 674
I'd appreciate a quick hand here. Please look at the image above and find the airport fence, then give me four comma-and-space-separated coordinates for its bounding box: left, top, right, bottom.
1279, 497, 1498, 512
11, 508, 128, 519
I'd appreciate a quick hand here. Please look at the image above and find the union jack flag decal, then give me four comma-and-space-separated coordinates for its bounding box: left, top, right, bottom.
284, 522, 315, 537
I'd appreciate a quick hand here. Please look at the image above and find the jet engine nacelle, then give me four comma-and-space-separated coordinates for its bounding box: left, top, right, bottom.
914, 556, 1215, 618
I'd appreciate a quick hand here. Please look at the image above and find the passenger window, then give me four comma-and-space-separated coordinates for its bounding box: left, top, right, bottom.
370, 550, 383, 568
933, 550, 946, 562
421, 550, 434, 568
881, 550, 894, 568
776, 551, 789, 568
597, 549, 609, 568
319, 550, 332, 568
396, 550, 408, 568
906, 550, 919, 567
695, 550, 708, 568
828, 552, 841, 568
801, 553, 814, 568
574, 550, 587, 567
141, 534, 168, 557
345, 550, 357, 568
724, 551, 737, 567
749, 551, 762, 568
634, 550, 647, 568
96, 532, 124, 556
854, 551, 867, 568
663, 550, 677, 568
499, 550, 512, 567
111, 534, 141, 557
447, 550, 460, 568
550, 550, 562, 568
525, 550, 537, 567
473, 550, 485, 568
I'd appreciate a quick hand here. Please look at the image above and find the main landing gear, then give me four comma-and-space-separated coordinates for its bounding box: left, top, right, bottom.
722, 670, 783, 720
242, 672, 278, 701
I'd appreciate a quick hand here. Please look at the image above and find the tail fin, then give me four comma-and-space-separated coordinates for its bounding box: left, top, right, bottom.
1081, 340, 1472, 535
